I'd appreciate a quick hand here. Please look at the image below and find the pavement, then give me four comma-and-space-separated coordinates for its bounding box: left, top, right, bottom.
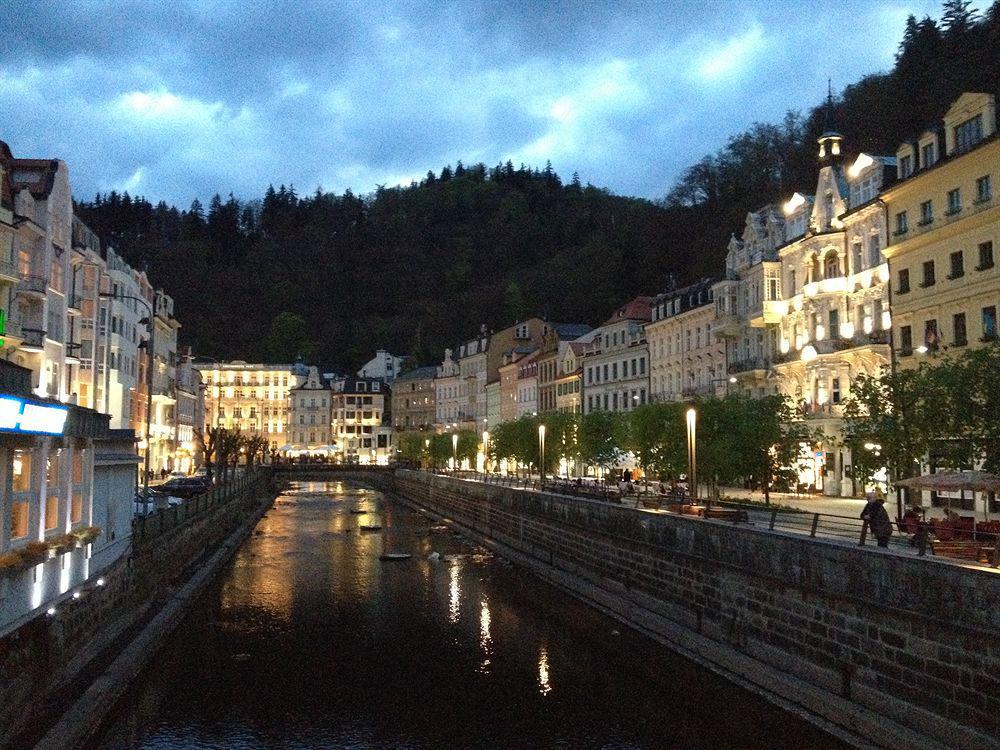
718, 487, 867, 518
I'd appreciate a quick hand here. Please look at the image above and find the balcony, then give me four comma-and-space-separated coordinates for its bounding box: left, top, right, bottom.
714, 311, 742, 338
749, 299, 787, 328
0, 260, 20, 285
1, 317, 23, 347
16, 275, 47, 299
801, 402, 844, 419
728, 357, 768, 376
20, 328, 46, 352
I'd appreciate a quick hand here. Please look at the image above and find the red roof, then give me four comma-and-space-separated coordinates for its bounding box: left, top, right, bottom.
603, 296, 654, 325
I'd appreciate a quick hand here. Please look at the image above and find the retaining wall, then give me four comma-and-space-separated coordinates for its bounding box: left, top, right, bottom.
392, 470, 1000, 750
0, 470, 276, 748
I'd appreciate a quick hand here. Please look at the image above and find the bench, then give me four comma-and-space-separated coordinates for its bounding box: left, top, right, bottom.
703, 508, 749, 523
931, 540, 996, 564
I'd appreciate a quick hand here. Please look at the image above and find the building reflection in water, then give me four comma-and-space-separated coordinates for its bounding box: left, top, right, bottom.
478, 597, 493, 673
538, 646, 552, 696
448, 561, 460, 624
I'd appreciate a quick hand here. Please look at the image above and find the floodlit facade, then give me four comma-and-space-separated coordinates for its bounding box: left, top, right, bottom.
883, 92, 1000, 366
648, 279, 725, 401
289, 366, 333, 451
581, 296, 653, 414
434, 348, 461, 429
554, 340, 588, 413
391, 365, 437, 432
456, 331, 489, 430
196, 361, 305, 450
330, 377, 392, 464
357, 349, 403, 382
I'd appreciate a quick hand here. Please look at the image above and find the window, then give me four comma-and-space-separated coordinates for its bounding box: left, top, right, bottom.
921, 261, 935, 288
949, 251, 964, 279
829, 308, 840, 336
768, 278, 777, 300
946, 188, 962, 216
789, 269, 796, 294
611, 362, 618, 380
894, 211, 908, 235
45, 495, 58, 531
824, 252, 840, 279
924, 319, 939, 349
899, 154, 913, 178
983, 306, 998, 341
72, 451, 84, 484
897, 268, 910, 294
868, 235, 881, 267
919, 200, 933, 226
954, 115, 983, 153
921, 142, 936, 169
976, 175, 992, 203
900, 325, 913, 355
978, 241, 994, 271
71, 492, 83, 524
13, 450, 32, 491
832, 378, 842, 404
6, 499, 30, 544
852, 242, 863, 272
953, 313, 967, 346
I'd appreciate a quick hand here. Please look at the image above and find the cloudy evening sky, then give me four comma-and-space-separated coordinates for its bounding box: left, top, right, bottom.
2, 0, 940, 206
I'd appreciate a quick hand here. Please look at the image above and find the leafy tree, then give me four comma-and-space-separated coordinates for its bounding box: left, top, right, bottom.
264, 312, 316, 363
622, 402, 688, 485
578, 411, 623, 479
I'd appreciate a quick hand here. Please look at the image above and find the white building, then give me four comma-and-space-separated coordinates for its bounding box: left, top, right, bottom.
434, 348, 461, 429
357, 349, 403, 382
582, 296, 653, 414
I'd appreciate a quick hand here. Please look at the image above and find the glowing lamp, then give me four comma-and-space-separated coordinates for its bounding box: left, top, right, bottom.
801, 345, 818, 362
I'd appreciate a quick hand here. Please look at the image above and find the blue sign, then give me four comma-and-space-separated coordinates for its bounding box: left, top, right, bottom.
0, 395, 69, 436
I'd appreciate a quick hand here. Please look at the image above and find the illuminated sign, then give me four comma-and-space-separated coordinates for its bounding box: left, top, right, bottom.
0, 395, 69, 435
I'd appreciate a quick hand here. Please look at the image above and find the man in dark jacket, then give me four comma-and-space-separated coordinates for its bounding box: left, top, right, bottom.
861, 493, 893, 547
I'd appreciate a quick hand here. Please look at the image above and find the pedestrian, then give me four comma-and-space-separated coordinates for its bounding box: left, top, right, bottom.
860, 492, 893, 548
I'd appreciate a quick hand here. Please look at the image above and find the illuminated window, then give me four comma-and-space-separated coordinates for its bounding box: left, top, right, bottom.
45, 495, 59, 531
71, 492, 83, 524
11, 502, 28, 539
12, 450, 32, 491
72, 450, 84, 484
47, 451, 61, 484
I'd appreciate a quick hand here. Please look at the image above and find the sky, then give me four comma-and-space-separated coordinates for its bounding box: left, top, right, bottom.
1, 0, 941, 206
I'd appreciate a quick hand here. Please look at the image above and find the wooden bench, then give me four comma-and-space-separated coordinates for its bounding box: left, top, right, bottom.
931, 540, 996, 564
703, 508, 749, 523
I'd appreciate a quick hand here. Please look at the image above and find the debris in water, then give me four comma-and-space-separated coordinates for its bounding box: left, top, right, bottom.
380, 553, 412, 561
359, 524, 382, 532
611, 630, 620, 637
233, 653, 251, 661
427, 551, 441, 561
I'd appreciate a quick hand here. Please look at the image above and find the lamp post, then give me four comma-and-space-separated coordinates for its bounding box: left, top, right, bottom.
452, 432, 458, 472
482, 429, 490, 474
538, 423, 546, 485
686, 407, 697, 500
100, 291, 155, 509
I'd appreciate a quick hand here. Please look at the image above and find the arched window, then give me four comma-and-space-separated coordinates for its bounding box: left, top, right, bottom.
824, 251, 841, 279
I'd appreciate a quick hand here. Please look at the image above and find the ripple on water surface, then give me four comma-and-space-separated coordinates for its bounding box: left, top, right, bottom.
92, 480, 842, 750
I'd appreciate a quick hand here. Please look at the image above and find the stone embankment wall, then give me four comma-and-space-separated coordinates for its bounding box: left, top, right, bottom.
0, 470, 276, 748
391, 470, 999, 750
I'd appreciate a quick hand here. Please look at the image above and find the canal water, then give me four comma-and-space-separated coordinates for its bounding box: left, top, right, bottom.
93, 481, 840, 749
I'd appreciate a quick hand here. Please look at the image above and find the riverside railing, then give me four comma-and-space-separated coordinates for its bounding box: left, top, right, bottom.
132, 467, 272, 543
436, 470, 999, 568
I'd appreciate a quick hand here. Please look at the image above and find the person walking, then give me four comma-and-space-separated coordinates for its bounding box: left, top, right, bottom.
861, 492, 893, 548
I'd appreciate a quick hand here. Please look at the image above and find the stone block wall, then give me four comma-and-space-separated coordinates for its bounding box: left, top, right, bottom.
0, 470, 276, 747
392, 470, 1000, 750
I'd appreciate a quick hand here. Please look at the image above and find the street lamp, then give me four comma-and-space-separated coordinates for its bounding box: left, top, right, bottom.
686, 407, 697, 499
482, 430, 490, 473
452, 432, 459, 471
538, 423, 546, 485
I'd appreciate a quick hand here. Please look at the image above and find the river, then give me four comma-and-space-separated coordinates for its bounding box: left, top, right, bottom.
92, 480, 840, 749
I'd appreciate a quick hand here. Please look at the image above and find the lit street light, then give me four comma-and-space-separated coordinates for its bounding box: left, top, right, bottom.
452, 432, 459, 472
482, 430, 490, 473
538, 423, 546, 485
686, 407, 697, 500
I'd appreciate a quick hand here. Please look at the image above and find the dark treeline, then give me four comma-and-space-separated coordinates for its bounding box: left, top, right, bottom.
74, 1, 1000, 371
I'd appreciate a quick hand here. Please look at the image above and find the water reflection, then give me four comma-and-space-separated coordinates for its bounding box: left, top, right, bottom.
478, 597, 493, 674
93, 480, 842, 750
538, 646, 552, 696
448, 561, 460, 624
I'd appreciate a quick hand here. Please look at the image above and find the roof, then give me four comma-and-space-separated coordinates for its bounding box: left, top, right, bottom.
395, 366, 438, 381
9, 158, 60, 199
896, 471, 1000, 493
550, 322, 593, 339
603, 296, 654, 325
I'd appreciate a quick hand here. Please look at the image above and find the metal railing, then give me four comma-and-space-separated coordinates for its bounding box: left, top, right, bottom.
436, 470, 999, 568
132, 467, 271, 542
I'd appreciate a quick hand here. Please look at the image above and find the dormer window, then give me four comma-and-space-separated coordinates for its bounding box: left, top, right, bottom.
954, 115, 983, 154
921, 142, 936, 169
899, 154, 913, 178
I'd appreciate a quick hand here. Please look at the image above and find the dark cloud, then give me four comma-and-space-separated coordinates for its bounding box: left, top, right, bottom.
1, 0, 938, 204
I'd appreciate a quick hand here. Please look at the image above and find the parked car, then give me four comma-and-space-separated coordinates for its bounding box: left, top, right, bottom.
158, 476, 214, 498
134, 488, 183, 515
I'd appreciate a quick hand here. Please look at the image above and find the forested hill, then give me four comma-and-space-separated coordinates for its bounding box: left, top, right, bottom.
74, 1, 1000, 371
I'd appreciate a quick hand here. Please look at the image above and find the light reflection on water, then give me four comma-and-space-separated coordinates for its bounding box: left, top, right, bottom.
92, 480, 841, 750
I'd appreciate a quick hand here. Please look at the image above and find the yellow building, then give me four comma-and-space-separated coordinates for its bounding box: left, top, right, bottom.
195, 360, 306, 451
883, 92, 999, 365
